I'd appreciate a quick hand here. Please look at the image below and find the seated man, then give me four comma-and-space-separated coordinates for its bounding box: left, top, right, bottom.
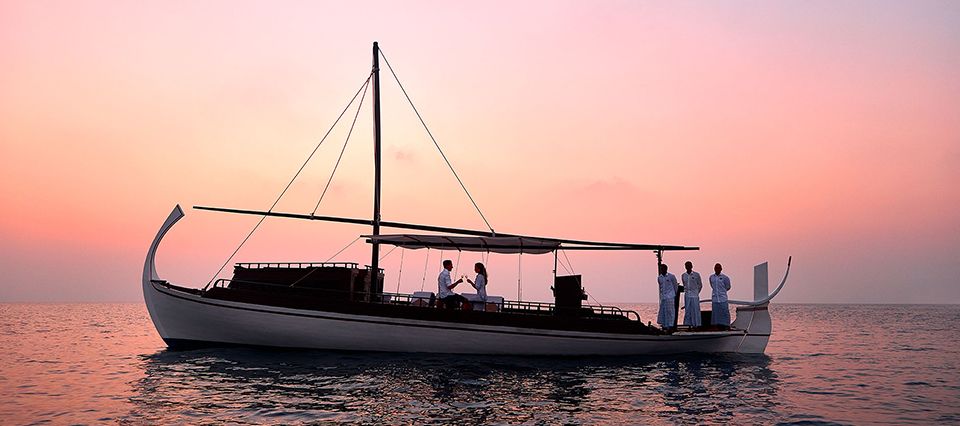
437, 259, 468, 310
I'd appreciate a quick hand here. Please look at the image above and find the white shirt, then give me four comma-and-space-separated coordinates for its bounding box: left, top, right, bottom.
473, 274, 487, 301
709, 273, 732, 303
658, 273, 678, 300
437, 269, 454, 298
681, 271, 702, 298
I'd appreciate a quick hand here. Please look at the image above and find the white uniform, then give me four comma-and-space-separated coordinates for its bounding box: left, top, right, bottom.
682, 271, 703, 326
437, 269, 454, 298
709, 273, 732, 326
473, 274, 487, 302
657, 273, 679, 328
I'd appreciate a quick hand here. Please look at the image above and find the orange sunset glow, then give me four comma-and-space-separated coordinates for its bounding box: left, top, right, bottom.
1, 1, 958, 304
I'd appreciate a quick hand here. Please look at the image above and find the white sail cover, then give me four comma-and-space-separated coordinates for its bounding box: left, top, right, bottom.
364, 234, 560, 254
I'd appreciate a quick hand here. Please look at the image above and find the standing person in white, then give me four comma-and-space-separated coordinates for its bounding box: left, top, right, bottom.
656, 263, 679, 331
709, 263, 732, 328
681, 261, 703, 327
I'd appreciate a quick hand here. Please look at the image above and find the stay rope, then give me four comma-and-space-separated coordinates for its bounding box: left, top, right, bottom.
562, 250, 576, 273
293, 231, 394, 289
378, 48, 495, 234
557, 255, 571, 275
379, 245, 399, 262
560, 250, 604, 306
324, 236, 362, 263
311, 77, 372, 216
289, 236, 362, 287
204, 73, 374, 288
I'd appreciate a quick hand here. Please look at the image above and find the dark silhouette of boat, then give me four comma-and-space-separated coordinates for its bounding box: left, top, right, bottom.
142, 42, 791, 355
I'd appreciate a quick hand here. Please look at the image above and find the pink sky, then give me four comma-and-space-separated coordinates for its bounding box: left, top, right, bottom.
1, 1, 958, 303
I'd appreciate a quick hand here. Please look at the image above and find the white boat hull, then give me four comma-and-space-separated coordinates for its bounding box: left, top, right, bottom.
143, 206, 783, 355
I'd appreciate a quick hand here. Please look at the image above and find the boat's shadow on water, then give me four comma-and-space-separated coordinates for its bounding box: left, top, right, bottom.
124, 347, 783, 424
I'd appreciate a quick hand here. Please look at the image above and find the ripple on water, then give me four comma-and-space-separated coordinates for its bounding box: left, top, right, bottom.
0, 303, 959, 424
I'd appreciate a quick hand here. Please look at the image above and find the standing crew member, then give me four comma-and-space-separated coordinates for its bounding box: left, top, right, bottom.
657, 264, 679, 332
673, 267, 685, 328
682, 261, 703, 327
709, 263, 732, 328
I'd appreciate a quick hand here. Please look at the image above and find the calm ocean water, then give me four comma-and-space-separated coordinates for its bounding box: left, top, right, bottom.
1, 303, 958, 425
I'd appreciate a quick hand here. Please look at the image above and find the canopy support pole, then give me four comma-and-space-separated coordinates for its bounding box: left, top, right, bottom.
517, 253, 523, 301
553, 250, 558, 281
420, 248, 430, 291
395, 249, 404, 294
454, 250, 461, 280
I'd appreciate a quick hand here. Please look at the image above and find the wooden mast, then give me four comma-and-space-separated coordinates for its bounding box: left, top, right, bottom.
371, 42, 383, 284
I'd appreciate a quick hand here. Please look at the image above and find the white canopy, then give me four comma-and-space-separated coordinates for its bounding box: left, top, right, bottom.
364, 234, 561, 254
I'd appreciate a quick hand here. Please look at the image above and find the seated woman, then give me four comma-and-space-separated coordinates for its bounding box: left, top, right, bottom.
462, 262, 488, 304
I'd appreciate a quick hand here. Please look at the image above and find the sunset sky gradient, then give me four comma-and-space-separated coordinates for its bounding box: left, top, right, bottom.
1, 1, 958, 303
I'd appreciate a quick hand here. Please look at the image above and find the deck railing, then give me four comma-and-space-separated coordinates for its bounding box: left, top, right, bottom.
234, 261, 360, 269
206, 278, 641, 322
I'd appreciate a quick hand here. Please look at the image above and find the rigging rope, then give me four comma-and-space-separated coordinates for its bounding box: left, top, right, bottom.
453, 250, 461, 280
378, 48, 495, 234
557, 251, 574, 275
379, 245, 398, 262
311, 77, 372, 216
562, 250, 576, 273
557, 255, 571, 275
324, 236, 362, 263
585, 291, 605, 307
205, 73, 374, 287
289, 236, 362, 287
555, 249, 600, 304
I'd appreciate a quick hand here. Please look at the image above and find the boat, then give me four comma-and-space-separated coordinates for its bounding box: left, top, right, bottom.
142, 42, 792, 355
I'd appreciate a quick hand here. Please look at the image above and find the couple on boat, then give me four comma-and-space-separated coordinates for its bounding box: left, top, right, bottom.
658, 261, 732, 331
437, 260, 488, 310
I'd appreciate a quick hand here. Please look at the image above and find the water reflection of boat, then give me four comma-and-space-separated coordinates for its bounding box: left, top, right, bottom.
142, 42, 791, 355
126, 349, 779, 423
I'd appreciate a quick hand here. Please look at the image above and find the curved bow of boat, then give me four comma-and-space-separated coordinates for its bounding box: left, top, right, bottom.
728, 257, 792, 353
142, 204, 185, 337
729, 256, 792, 306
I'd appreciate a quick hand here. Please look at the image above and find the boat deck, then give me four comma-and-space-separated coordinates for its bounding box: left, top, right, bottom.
167, 277, 665, 336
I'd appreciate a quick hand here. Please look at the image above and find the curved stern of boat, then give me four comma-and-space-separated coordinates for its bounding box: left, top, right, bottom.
142, 204, 185, 339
